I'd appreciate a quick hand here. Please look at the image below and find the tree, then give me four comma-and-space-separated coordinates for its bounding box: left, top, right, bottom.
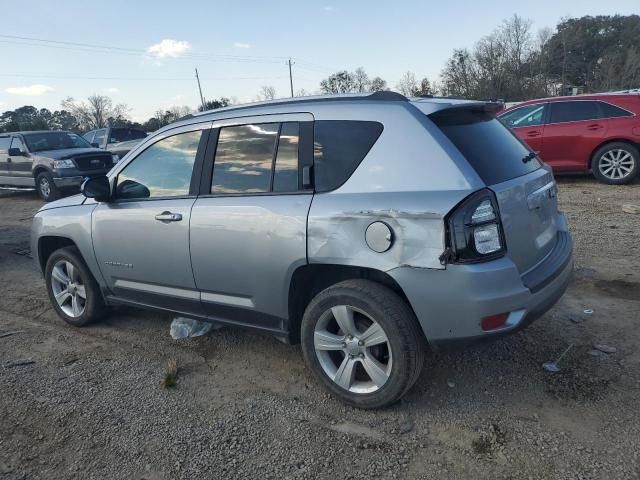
413, 77, 432, 96
256, 85, 277, 101
61, 95, 129, 131
198, 97, 231, 112
320, 71, 356, 94
353, 67, 370, 92
369, 77, 388, 92
295, 88, 311, 97
396, 71, 419, 96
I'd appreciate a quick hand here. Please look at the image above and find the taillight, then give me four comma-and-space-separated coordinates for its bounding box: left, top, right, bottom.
443, 189, 506, 263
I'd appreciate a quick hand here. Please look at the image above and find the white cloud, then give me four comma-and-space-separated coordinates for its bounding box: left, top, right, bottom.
234, 42, 251, 49
5, 84, 54, 96
104, 87, 119, 93
323, 6, 334, 11
147, 39, 192, 58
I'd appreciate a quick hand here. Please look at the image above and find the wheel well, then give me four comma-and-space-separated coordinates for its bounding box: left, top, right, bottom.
287, 264, 414, 344
33, 166, 49, 178
37, 236, 77, 271
589, 139, 639, 169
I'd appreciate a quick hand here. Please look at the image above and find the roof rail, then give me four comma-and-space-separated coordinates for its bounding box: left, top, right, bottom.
190, 91, 409, 119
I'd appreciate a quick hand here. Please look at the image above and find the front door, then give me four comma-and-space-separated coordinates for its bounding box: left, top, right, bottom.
540, 101, 607, 172
189, 115, 314, 331
92, 125, 209, 315
500, 103, 547, 157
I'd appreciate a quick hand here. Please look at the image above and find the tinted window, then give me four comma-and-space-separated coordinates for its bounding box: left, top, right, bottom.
93, 129, 107, 146
549, 101, 599, 123
314, 120, 383, 192
10, 136, 27, 153
599, 102, 633, 118
110, 128, 147, 143
273, 122, 299, 192
116, 130, 202, 199
83, 131, 95, 143
499, 104, 546, 128
211, 124, 279, 194
0, 136, 10, 151
431, 109, 541, 185
23, 132, 91, 152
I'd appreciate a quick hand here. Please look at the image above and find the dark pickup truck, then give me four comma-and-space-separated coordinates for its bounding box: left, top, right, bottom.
0, 130, 116, 201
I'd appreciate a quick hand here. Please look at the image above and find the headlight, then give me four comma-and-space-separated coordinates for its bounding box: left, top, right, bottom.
112, 154, 120, 163
53, 159, 75, 169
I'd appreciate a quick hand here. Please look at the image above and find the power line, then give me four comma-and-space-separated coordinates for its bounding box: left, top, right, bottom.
0, 73, 290, 81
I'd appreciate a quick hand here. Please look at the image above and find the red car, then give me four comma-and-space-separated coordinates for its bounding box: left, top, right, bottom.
498, 93, 640, 184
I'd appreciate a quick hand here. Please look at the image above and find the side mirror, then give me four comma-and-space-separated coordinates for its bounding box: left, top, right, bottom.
116, 179, 150, 199
81, 176, 111, 202
91, 142, 100, 148
8, 148, 25, 156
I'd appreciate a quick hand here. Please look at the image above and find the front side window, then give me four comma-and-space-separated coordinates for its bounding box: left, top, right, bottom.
499, 104, 546, 128
116, 130, 202, 199
549, 101, 599, 123
83, 131, 95, 143
0, 136, 10, 151
10, 136, 27, 153
211, 123, 279, 194
110, 128, 147, 143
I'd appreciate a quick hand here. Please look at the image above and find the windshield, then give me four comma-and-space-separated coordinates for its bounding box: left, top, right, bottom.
24, 132, 92, 152
110, 128, 147, 143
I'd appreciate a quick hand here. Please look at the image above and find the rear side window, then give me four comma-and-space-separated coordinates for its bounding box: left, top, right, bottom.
549, 101, 599, 123
599, 102, 633, 118
313, 120, 383, 192
431, 109, 541, 185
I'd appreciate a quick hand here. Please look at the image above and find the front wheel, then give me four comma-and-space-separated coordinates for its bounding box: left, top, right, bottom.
591, 142, 639, 185
301, 280, 425, 409
36, 172, 61, 202
45, 247, 107, 326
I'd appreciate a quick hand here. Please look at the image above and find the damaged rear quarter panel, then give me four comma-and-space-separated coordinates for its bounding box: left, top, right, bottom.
308, 191, 473, 271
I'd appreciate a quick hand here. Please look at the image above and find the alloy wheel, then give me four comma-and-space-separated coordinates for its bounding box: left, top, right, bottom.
50, 260, 87, 318
314, 305, 392, 394
598, 149, 635, 181
39, 177, 51, 199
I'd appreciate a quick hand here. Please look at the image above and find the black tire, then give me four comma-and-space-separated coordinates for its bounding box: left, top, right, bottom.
591, 142, 639, 185
45, 247, 107, 327
301, 279, 425, 409
35, 171, 61, 202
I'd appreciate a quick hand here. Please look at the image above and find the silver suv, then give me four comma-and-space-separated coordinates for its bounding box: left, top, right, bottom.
31, 92, 573, 408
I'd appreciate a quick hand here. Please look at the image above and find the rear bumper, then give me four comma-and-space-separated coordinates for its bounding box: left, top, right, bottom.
389, 229, 573, 347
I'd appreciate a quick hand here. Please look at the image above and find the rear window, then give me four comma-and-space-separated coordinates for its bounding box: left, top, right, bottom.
314, 120, 383, 192
430, 109, 541, 185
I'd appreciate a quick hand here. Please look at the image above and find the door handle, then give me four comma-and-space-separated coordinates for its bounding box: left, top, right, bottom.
587, 124, 603, 131
155, 211, 182, 222
526, 130, 541, 137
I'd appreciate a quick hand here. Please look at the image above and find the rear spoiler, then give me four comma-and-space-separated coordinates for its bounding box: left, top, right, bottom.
411, 99, 504, 116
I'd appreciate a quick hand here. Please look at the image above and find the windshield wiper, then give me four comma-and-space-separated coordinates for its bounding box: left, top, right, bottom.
521, 151, 537, 164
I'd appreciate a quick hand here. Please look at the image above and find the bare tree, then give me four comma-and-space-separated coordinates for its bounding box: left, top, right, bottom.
396, 71, 418, 96
61, 95, 128, 131
353, 67, 370, 92
257, 85, 277, 101
320, 71, 357, 94
295, 88, 311, 97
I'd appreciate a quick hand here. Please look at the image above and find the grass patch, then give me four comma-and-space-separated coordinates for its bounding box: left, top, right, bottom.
161, 359, 178, 388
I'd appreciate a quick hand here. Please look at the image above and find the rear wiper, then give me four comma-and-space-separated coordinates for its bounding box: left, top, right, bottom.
521, 151, 537, 163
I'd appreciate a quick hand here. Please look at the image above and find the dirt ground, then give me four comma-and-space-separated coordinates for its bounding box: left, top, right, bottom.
1, 176, 639, 480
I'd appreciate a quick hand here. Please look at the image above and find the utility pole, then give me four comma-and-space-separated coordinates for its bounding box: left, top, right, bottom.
195, 68, 206, 110
288, 58, 294, 97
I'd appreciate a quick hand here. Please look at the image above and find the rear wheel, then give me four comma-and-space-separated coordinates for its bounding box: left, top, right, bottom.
591, 142, 639, 185
36, 171, 61, 201
301, 279, 425, 409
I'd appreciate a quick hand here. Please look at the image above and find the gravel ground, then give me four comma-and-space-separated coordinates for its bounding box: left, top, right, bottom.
0, 175, 639, 480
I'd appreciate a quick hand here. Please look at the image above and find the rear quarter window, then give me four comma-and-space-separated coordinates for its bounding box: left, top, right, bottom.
313, 120, 383, 192
430, 108, 541, 185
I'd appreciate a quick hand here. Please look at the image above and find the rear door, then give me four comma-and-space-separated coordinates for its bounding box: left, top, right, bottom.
430, 107, 559, 274
540, 101, 607, 172
189, 114, 313, 331
499, 103, 547, 156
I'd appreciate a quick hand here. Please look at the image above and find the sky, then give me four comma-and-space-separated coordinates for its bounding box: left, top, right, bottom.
0, 0, 638, 122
